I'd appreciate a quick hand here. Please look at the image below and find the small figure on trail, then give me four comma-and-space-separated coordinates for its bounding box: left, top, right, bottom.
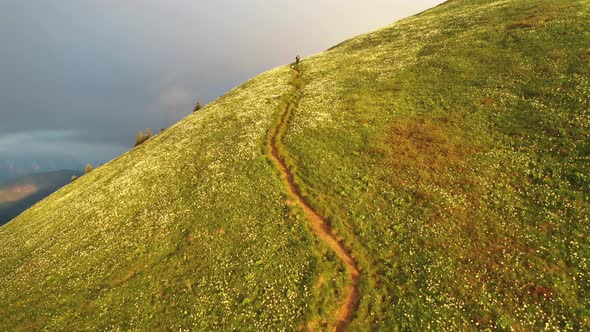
295, 55, 300, 64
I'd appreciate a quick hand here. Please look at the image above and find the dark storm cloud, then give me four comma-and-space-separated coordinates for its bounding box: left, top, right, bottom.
0, 0, 443, 169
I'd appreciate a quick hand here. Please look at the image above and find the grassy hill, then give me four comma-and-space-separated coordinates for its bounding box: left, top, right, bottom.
0, 170, 81, 226
1, 0, 589, 330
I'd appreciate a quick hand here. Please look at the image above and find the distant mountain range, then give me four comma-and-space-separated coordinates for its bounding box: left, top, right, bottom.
0, 170, 81, 225
0, 158, 85, 183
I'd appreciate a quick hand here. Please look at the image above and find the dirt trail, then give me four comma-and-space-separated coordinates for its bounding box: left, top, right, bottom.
267, 66, 360, 332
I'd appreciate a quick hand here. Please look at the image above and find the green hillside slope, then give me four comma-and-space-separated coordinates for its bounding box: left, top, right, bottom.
1, 0, 589, 330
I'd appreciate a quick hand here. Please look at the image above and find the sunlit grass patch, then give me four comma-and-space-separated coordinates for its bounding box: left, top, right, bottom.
383, 115, 477, 188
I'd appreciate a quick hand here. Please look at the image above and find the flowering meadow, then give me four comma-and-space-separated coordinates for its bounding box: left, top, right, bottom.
285, 0, 590, 330
0, 65, 347, 330
1, 0, 589, 330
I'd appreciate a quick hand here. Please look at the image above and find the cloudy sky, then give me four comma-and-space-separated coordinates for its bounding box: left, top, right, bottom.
0, 0, 443, 172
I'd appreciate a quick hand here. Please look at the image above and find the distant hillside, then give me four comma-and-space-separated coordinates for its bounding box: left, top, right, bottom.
0, 170, 81, 225
0, 0, 588, 330
0, 158, 84, 183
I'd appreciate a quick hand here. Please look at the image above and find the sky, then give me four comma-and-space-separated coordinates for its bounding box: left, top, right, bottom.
0, 0, 443, 175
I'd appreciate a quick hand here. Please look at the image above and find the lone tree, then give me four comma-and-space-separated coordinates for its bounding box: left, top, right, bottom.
295, 55, 301, 64
84, 164, 93, 174
193, 101, 202, 113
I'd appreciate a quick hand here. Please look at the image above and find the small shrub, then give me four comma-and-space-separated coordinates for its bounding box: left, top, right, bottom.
135, 131, 144, 146
134, 128, 152, 147
84, 164, 93, 174
71, 175, 77, 182
193, 101, 202, 113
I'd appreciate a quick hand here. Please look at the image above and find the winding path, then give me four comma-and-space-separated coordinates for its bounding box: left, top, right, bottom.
267, 66, 361, 331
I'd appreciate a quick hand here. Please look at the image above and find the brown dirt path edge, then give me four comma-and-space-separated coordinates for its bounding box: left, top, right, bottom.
268, 67, 361, 332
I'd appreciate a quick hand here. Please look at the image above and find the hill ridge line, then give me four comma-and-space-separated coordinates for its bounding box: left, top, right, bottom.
267, 63, 361, 331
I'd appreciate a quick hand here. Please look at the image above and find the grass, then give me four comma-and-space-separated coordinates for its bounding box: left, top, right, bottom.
1, 0, 589, 330
0, 66, 339, 331
283, 0, 590, 330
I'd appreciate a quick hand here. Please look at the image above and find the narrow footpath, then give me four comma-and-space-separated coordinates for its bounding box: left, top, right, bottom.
267, 64, 361, 332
